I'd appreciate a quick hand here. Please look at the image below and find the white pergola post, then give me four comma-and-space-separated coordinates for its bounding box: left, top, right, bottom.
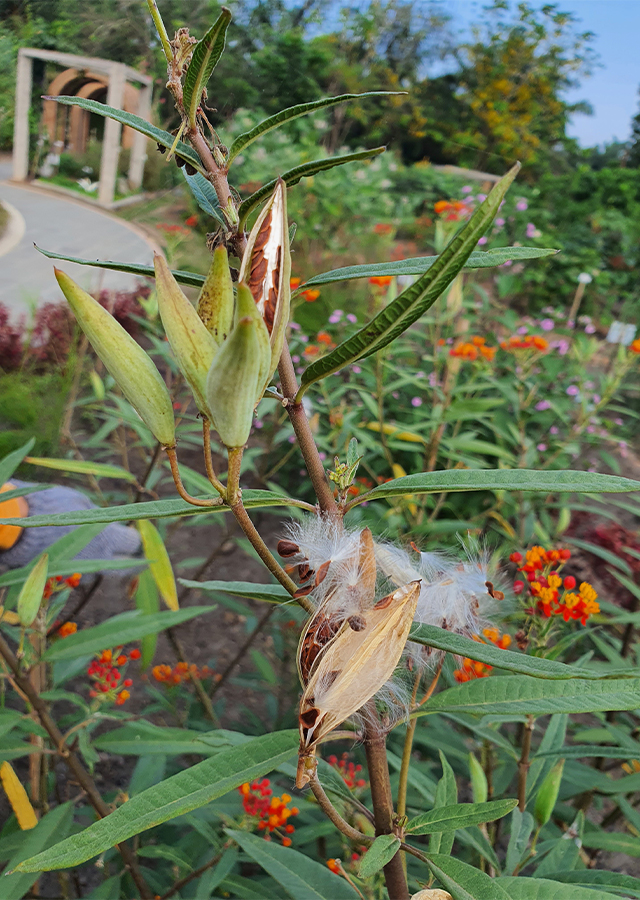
13, 49, 33, 182
128, 82, 151, 190
97, 62, 126, 207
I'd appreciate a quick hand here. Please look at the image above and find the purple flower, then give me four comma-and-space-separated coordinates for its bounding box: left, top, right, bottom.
516, 199, 528, 211
352, 365, 361, 374
566, 385, 579, 396
392, 391, 400, 399
299, 334, 308, 343
615, 418, 624, 426
411, 397, 423, 407
537, 443, 547, 452
462, 185, 472, 193
495, 217, 505, 227
346, 313, 357, 323
557, 339, 570, 356
328, 314, 341, 324
584, 381, 594, 389
318, 452, 326, 461
517, 325, 529, 335
254, 419, 263, 429
540, 318, 554, 332
428, 372, 438, 388
593, 394, 601, 404
292, 355, 300, 363
526, 223, 537, 238
550, 426, 559, 435
501, 260, 512, 267
288, 435, 296, 444
586, 425, 596, 434
289, 321, 301, 331
535, 400, 551, 411
585, 323, 596, 334
477, 193, 487, 202
477, 236, 488, 245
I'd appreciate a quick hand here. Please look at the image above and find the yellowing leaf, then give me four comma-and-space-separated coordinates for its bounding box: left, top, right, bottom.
366, 422, 424, 443
17, 553, 48, 627
0, 761, 38, 829
138, 520, 178, 611
0, 606, 21, 626
392, 463, 407, 480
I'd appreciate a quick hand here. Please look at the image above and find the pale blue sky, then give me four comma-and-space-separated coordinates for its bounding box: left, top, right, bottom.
442, 0, 640, 147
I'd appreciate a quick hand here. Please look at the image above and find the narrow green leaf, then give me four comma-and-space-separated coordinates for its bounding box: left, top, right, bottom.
0, 438, 35, 485
358, 834, 400, 878
35, 245, 206, 287
541, 870, 640, 898
237, 147, 385, 229
3, 804, 73, 899
430, 751, 457, 856
16, 731, 298, 872
407, 799, 517, 835
25, 456, 137, 483
497, 875, 623, 899
227, 829, 358, 900
581, 831, 640, 857
533, 744, 640, 760
42, 607, 215, 661
228, 92, 400, 163
17, 553, 48, 627
135, 568, 160, 670
93, 722, 241, 756
138, 520, 178, 611
0, 556, 143, 588
302, 246, 558, 288
300, 162, 520, 391
410, 624, 605, 679
419, 676, 640, 718
43, 96, 204, 172
0, 489, 307, 528
182, 8, 232, 127
426, 853, 512, 900
350, 468, 640, 508
179, 579, 291, 604
181, 169, 226, 225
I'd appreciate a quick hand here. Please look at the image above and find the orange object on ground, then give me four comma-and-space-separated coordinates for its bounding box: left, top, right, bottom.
0, 483, 28, 550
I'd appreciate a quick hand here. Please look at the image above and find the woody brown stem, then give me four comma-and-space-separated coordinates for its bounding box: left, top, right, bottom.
0, 634, 152, 899
364, 710, 409, 900
310, 776, 372, 845
278, 345, 339, 519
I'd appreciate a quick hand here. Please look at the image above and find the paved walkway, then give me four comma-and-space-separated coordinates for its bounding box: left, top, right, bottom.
0, 160, 158, 313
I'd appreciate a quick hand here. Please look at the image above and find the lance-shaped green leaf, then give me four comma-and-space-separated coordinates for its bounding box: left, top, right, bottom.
181, 169, 226, 226
407, 799, 517, 835
178, 579, 291, 603
417, 675, 640, 718
15, 731, 298, 872
237, 147, 385, 230
497, 876, 623, 900
239, 179, 290, 380
182, 8, 232, 128
17, 553, 48, 627
154, 253, 217, 418
55, 268, 176, 447
0, 438, 35, 485
347, 468, 640, 509
228, 92, 402, 164
426, 854, 512, 900
0, 490, 310, 528
300, 162, 521, 393
36, 246, 205, 287
43, 96, 204, 173
24, 456, 136, 483
197, 245, 235, 345
409, 623, 608, 679
358, 834, 400, 879
300, 246, 558, 288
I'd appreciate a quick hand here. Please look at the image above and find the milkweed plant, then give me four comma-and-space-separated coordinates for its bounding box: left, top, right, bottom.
3, 5, 640, 900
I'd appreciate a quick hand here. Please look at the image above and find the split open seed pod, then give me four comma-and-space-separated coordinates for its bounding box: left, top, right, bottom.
55, 269, 176, 447
239, 178, 291, 380
296, 579, 420, 789
196, 245, 235, 346
154, 253, 218, 419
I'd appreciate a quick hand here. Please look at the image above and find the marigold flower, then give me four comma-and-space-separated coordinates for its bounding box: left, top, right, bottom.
630, 339, 640, 354
58, 621, 77, 638
369, 275, 393, 287
290, 276, 301, 290
317, 331, 333, 345
300, 289, 320, 302
501, 335, 549, 353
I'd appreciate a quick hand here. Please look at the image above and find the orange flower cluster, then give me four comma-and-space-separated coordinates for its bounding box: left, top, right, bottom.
327, 753, 367, 790
156, 223, 191, 237
449, 335, 496, 361
290, 276, 302, 290
57, 621, 77, 638
43, 573, 82, 600
184, 214, 198, 227
630, 339, 640, 354
373, 223, 393, 235
453, 627, 511, 683
87, 646, 139, 705
300, 288, 320, 302
511, 547, 599, 624
152, 661, 213, 685
434, 199, 472, 222
238, 778, 299, 845
304, 331, 336, 358
369, 275, 393, 287
500, 335, 549, 352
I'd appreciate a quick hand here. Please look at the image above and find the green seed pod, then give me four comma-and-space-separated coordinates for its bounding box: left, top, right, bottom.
468, 753, 488, 804
239, 177, 291, 379
205, 316, 269, 448
234, 282, 272, 397
196, 245, 234, 346
534, 758, 565, 827
55, 269, 175, 447
17, 553, 48, 628
154, 253, 217, 418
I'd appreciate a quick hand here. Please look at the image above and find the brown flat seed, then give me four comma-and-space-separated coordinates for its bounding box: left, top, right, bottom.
486, 580, 505, 600
277, 539, 299, 557
314, 560, 331, 586
294, 583, 315, 598
347, 615, 366, 631
299, 562, 311, 582
373, 593, 394, 610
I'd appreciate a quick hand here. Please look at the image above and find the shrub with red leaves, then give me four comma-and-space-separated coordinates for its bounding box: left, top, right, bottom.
98, 287, 150, 337
28, 302, 76, 367
0, 304, 25, 372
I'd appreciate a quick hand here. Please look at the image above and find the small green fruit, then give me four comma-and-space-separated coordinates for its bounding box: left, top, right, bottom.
534, 759, 564, 827
197, 245, 235, 346
55, 268, 175, 447
234, 282, 272, 396
17, 553, 48, 627
469, 753, 488, 804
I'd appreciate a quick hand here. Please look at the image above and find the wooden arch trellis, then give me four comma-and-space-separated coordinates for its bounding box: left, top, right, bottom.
13, 48, 152, 207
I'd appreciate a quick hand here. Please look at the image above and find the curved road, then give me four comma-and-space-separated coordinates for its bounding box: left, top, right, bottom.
0, 159, 158, 313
